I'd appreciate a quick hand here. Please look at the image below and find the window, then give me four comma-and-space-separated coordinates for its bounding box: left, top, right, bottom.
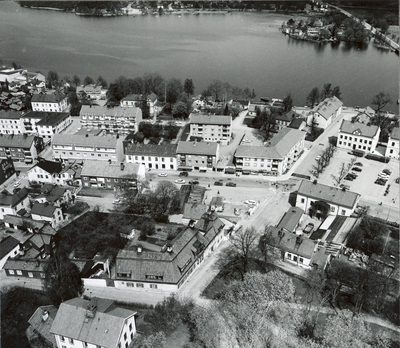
9, 270, 14, 275
131, 333, 134, 340
136, 283, 144, 288
16, 270, 22, 275
300, 198, 305, 203
60, 336, 65, 342
129, 323, 132, 331
293, 256, 298, 262
392, 142, 395, 146
28, 272, 33, 278
287, 253, 291, 259
41, 273, 45, 279
69, 338, 74, 344
299, 257, 304, 264
141, 156, 145, 160
150, 284, 158, 289
390, 149, 393, 154
125, 343, 128, 348
338, 141, 342, 145
135, 156, 138, 160
124, 333, 127, 340
341, 209, 346, 215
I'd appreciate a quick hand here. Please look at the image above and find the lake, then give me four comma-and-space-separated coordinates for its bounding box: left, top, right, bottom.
1, 1, 398, 112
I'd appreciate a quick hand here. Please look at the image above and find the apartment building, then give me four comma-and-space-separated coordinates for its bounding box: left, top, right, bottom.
308, 96, 343, 129
31, 91, 68, 112
176, 141, 219, 172
385, 127, 399, 159
189, 114, 232, 145
337, 120, 380, 153
0, 134, 43, 163
0, 110, 24, 135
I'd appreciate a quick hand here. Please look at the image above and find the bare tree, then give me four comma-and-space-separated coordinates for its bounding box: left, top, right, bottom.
310, 158, 324, 178
258, 225, 278, 270
372, 92, 392, 113
331, 162, 347, 186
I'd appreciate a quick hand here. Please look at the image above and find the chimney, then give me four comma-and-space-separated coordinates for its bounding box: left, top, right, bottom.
167, 245, 173, 253
86, 300, 97, 318
296, 236, 303, 245
42, 310, 49, 322
137, 244, 142, 254
188, 219, 196, 228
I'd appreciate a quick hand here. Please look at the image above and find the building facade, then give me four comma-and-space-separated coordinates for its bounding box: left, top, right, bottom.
0, 158, 16, 185
385, 127, 399, 159
31, 203, 64, 228
176, 141, 219, 172
0, 134, 42, 164
124, 143, 178, 170
0, 188, 30, 219
337, 120, 380, 153
120, 93, 158, 116
0, 110, 24, 135
308, 96, 343, 129
31, 92, 68, 112
189, 114, 232, 145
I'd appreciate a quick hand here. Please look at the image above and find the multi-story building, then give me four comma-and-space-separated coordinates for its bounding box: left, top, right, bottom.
76, 84, 105, 100
296, 180, 360, 217
0, 188, 30, 220
124, 142, 178, 170
234, 128, 305, 176
307, 96, 343, 129
189, 114, 232, 145
80, 105, 142, 135
52, 134, 124, 163
31, 91, 68, 112
385, 127, 399, 159
0, 134, 43, 164
120, 93, 158, 116
275, 110, 298, 130
28, 305, 58, 348
337, 120, 380, 153
176, 141, 219, 172
31, 203, 64, 228
0, 158, 16, 185
50, 297, 137, 348
81, 160, 145, 190
0, 110, 24, 135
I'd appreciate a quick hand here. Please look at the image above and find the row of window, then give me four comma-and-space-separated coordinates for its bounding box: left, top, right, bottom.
299, 197, 347, 215
54, 151, 115, 158
338, 141, 371, 151
127, 155, 173, 162
8, 269, 45, 278
125, 282, 157, 289
340, 134, 373, 144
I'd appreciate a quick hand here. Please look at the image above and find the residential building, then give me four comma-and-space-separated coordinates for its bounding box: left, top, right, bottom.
124, 142, 178, 170
234, 128, 305, 176
120, 93, 158, 116
50, 297, 137, 348
81, 160, 145, 190
338, 120, 380, 153
296, 180, 360, 217
115, 212, 225, 291
0, 158, 16, 185
189, 114, 232, 145
0, 235, 20, 269
0, 188, 30, 219
0, 110, 24, 134
28, 159, 63, 185
28, 305, 58, 348
3, 258, 49, 279
276, 207, 304, 233
288, 118, 307, 130
247, 102, 269, 117
0, 68, 45, 85
182, 203, 208, 225
36, 112, 72, 142
52, 134, 124, 163
308, 96, 343, 129
80, 105, 142, 135
0, 134, 43, 163
176, 141, 219, 172
76, 84, 105, 100
31, 91, 68, 112
385, 127, 399, 159
33, 184, 73, 207
31, 203, 64, 228
275, 110, 298, 130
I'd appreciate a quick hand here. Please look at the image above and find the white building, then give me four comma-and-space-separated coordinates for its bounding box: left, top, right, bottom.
0, 110, 24, 135
31, 203, 64, 228
0, 188, 30, 220
386, 127, 399, 159
50, 297, 137, 348
307, 96, 343, 129
338, 120, 380, 153
189, 114, 232, 145
31, 91, 68, 112
120, 93, 158, 116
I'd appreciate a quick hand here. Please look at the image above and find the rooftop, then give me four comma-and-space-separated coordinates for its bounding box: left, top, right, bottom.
0, 235, 20, 259
189, 114, 232, 125
81, 160, 142, 179
31, 91, 66, 103
390, 127, 399, 141
33, 159, 63, 175
0, 110, 22, 119
28, 305, 58, 348
276, 207, 304, 233
0, 187, 29, 207
52, 134, 119, 148
339, 120, 379, 138
31, 202, 59, 218
80, 105, 142, 118
177, 141, 218, 156
0, 134, 36, 149
124, 143, 177, 157
313, 96, 343, 120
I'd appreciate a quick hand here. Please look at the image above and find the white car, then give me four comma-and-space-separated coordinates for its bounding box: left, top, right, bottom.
13, 182, 20, 187
315, 156, 321, 161
158, 173, 168, 177
175, 179, 186, 184
113, 199, 121, 205
378, 173, 389, 179
244, 200, 256, 205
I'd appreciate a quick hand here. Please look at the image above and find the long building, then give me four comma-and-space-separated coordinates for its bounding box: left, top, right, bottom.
176, 141, 219, 172
189, 114, 232, 145
337, 120, 380, 153
31, 91, 68, 112
0, 134, 43, 164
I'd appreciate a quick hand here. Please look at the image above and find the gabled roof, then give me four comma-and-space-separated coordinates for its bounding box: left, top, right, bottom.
81, 160, 142, 179
210, 196, 223, 207
389, 127, 399, 141
0, 187, 29, 207
189, 114, 232, 125
339, 120, 379, 138
0, 236, 20, 259
124, 143, 177, 157
31, 91, 66, 103
28, 305, 58, 347
183, 203, 208, 220
121, 93, 144, 102
177, 141, 218, 156
3, 258, 48, 272
4, 214, 47, 231
52, 134, 119, 148
289, 118, 306, 129
37, 184, 69, 203
276, 110, 297, 122
0, 110, 22, 119
0, 134, 35, 149
31, 203, 59, 218
35, 112, 70, 127
33, 160, 63, 175
276, 207, 304, 233
313, 96, 343, 120
50, 297, 136, 348
297, 180, 360, 209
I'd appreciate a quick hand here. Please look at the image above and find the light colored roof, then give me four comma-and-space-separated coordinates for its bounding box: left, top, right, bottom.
183, 203, 208, 220
297, 180, 360, 209
80, 105, 141, 118
339, 120, 379, 138
81, 160, 141, 178
31, 91, 66, 103
235, 145, 280, 159
276, 207, 304, 233
124, 143, 177, 157
0, 134, 35, 149
177, 141, 218, 156
28, 305, 58, 347
50, 297, 136, 348
313, 96, 343, 120
390, 127, 399, 141
190, 114, 232, 125
52, 134, 118, 148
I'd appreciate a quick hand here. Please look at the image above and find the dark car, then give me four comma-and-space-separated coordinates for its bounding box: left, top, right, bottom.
226, 182, 237, 187
214, 181, 223, 186
354, 162, 363, 167
179, 172, 189, 177
382, 169, 392, 175
352, 167, 362, 172
189, 180, 199, 185
374, 179, 386, 186
344, 174, 354, 181
348, 173, 358, 179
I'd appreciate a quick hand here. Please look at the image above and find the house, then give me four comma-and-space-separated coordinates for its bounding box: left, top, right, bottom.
28, 159, 63, 185
0, 188, 30, 219
0, 235, 20, 269
3, 258, 49, 279
189, 114, 232, 145
0, 134, 43, 164
50, 297, 137, 348
234, 128, 305, 176
275, 110, 298, 130
355, 106, 375, 124
176, 141, 219, 172
0, 158, 16, 185
34, 184, 73, 207
120, 93, 158, 116
52, 134, 124, 163
307, 26, 320, 37
261, 226, 318, 269
209, 196, 224, 212
296, 180, 360, 217
308, 96, 343, 129
276, 207, 304, 233
0, 110, 24, 134
115, 213, 225, 292
385, 127, 399, 159
288, 118, 307, 131
31, 91, 68, 112
0, 68, 25, 83
81, 160, 145, 190
182, 203, 208, 225
338, 120, 380, 153
31, 203, 64, 228
80, 105, 142, 135
28, 305, 58, 348
124, 142, 178, 170
76, 84, 105, 100
247, 102, 269, 117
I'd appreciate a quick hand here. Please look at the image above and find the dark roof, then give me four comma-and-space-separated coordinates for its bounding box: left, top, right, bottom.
275, 111, 296, 123
31, 91, 66, 103
37, 184, 69, 203
297, 180, 360, 209
31, 203, 59, 218
3, 258, 48, 272
35, 112, 70, 127
0, 110, 22, 119
0, 134, 35, 149
0, 235, 20, 259
28, 305, 58, 347
183, 203, 208, 220
390, 127, 399, 141
0, 187, 29, 207
124, 143, 177, 157
34, 160, 63, 175
289, 118, 306, 129
276, 207, 304, 233
177, 141, 218, 156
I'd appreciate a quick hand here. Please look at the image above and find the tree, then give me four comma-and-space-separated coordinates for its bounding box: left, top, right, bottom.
172, 101, 189, 119
72, 75, 81, 87
258, 226, 278, 270
252, 108, 276, 141
154, 180, 178, 200
166, 78, 183, 104
372, 92, 392, 113
183, 78, 195, 97
83, 76, 94, 86
132, 332, 166, 348
307, 87, 320, 107
143, 72, 164, 95
208, 80, 223, 101
47, 70, 59, 89
43, 252, 84, 307
96, 76, 108, 88
331, 162, 348, 186
282, 93, 293, 112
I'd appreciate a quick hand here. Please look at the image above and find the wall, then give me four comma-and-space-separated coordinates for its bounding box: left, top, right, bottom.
296, 194, 356, 217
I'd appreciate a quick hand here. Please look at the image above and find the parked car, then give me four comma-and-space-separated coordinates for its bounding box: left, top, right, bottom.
339, 184, 350, 190
214, 181, 223, 186
13, 182, 20, 187
244, 200, 256, 205
352, 167, 362, 172
179, 172, 189, 177
395, 177, 399, 184
175, 179, 186, 184
378, 173, 389, 179
354, 162, 363, 167
189, 180, 199, 185
226, 182, 237, 187
344, 175, 354, 181
303, 223, 314, 234
348, 173, 358, 179
374, 179, 386, 186
158, 173, 168, 177
382, 169, 392, 175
